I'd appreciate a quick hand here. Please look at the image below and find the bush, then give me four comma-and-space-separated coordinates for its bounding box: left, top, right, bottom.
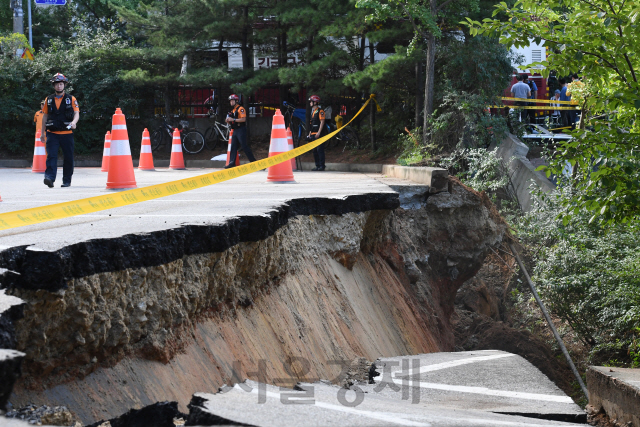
517, 189, 640, 366
0, 30, 151, 155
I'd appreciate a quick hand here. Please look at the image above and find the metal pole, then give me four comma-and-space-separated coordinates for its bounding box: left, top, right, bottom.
27, 0, 32, 48
508, 243, 589, 400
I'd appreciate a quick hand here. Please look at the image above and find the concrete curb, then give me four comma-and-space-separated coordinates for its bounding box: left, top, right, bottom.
380, 165, 449, 192
587, 366, 640, 427
299, 162, 383, 173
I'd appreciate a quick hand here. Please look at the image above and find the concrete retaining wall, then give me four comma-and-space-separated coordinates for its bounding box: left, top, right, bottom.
495, 134, 555, 212
381, 165, 449, 193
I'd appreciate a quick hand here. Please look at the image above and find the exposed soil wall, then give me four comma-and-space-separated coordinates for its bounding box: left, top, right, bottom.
3, 179, 505, 423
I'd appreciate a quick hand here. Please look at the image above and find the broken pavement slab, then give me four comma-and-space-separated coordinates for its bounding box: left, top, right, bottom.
587, 366, 640, 427
0, 289, 25, 412
186, 350, 584, 427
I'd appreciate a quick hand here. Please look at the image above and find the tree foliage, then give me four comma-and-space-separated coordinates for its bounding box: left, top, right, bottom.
466, 0, 640, 224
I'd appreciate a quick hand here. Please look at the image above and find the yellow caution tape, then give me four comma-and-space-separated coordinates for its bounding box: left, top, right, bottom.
370, 94, 382, 113
0, 97, 376, 231
500, 97, 579, 105
489, 105, 580, 110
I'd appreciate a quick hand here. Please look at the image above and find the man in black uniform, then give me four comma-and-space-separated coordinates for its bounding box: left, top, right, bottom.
225, 94, 256, 168
307, 95, 326, 171
41, 73, 79, 188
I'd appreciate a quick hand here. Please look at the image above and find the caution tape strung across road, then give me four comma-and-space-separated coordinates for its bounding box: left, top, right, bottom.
499, 97, 579, 105
489, 105, 580, 110
0, 96, 377, 232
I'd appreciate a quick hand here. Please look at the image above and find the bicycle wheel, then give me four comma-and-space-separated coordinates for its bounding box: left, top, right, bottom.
204, 127, 219, 151
182, 130, 205, 154
340, 127, 360, 151
150, 128, 165, 152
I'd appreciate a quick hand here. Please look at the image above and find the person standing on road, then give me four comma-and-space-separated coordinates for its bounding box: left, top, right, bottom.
225, 94, 256, 169
523, 75, 538, 122
550, 89, 562, 124
510, 74, 531, 123
33, 100, 46, 143
307, 95, 326, 171
41, 73, 79, 188
559, 78, 571, 128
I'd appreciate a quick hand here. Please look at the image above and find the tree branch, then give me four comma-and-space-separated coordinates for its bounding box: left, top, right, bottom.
436, 0, 457, 12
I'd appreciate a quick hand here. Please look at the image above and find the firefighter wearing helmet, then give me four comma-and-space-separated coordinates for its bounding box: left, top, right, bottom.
41, 73, 79, 188
225, 94, 257, 168
307, 95, 326, 171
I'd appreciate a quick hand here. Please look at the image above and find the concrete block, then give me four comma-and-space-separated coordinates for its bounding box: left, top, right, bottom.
381, 165, 449, 192
495, 134, 555, 212
587, 366, 640, 427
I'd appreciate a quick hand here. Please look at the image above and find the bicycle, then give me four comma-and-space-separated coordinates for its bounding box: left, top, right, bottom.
201, 110, 231, 151
150, 117, 205, 154
283, 102, 360, 151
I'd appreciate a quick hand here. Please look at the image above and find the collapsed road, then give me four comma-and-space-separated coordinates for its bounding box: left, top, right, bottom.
0, 167, 585, 425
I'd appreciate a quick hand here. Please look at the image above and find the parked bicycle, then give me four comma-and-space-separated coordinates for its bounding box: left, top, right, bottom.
150, 116, 206, 154
201, 110, 231, 151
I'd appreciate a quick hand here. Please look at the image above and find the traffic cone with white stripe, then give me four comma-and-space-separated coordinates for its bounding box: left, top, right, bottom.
169, 128, 186, 170
286, 127, 297, 171
225, 129, 240, 167
101, 131, 111, 172
266, 110, 295, 183
106, 108, 137, 189
31, 130, 46, 173
138, 128, 155, 171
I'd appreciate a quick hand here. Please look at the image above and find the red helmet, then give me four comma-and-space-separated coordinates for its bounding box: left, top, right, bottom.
228, 94, 240, 102
309, 95, 321, 102
51, 73, 69, 84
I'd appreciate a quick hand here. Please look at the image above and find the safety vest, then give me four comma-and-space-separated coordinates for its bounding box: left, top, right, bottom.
229, 105, 246, 129
310, 107, 325, 134
45, 93, 75, 132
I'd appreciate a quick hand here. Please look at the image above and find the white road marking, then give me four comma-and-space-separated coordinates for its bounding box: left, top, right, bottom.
243, 386, 431, 427
393, 353, 516, 377
415, 382, 574, 403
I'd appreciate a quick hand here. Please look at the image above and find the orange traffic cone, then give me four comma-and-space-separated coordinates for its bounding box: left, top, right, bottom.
106, 108, 137, 189
101, 131, 111, 172
286, 127, 297, 171
169, 128, 185, 170
32, 130, 46, 173
225, 129, 240, 167
138, 128, 155, 171
266, 110, 295, 183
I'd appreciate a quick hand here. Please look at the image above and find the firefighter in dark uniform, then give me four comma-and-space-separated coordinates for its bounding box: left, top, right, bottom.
225, 94, 257, 168
41, 73, 79, 188
307, 95, 326, 171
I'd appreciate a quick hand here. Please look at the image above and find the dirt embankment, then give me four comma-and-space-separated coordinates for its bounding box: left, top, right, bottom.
3, 179, 505, 423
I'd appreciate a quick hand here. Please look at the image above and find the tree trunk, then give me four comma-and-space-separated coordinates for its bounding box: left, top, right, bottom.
423, 33, 436, 145
369, 40, 376, 150
415, 61, 423, 129
241, 6, 251, 70
163, 63, 171, 117
278, 31, 288, 108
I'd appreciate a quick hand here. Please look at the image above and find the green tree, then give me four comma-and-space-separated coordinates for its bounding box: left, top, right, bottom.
355, 0, 479, 144
466, 0, 640, 224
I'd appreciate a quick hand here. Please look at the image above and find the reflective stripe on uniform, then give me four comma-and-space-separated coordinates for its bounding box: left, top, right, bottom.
269, 138, 290, 153
140, 145, 152, 154
110, 140, 132, 156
